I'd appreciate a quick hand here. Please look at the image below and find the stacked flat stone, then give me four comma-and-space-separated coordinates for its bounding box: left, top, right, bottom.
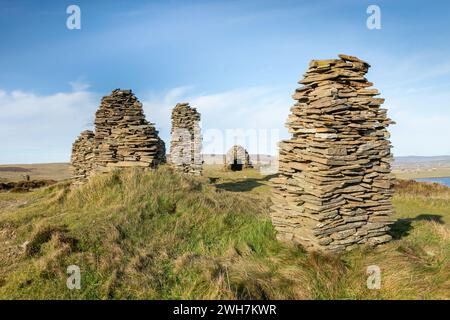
70, 130, 95, 184
271, 54, 395, 253
93, 89, 166, 170
70, 89, 166, 183
225, 145, 252, 170
169, 103, 203, 175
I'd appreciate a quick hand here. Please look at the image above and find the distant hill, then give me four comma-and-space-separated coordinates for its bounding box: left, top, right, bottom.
0, 163, 70, 182
393, 156, 450, 179
2, 155, 450, 182
394, 156, 450, 164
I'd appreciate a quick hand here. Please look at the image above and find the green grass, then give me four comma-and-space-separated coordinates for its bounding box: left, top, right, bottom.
203, 165, 273, 194
0, 166, 448, 299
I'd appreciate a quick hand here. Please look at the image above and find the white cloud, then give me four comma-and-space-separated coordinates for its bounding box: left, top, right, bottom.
1, 82, 448, 164
142, 86, 292, 155
390, 111, 450, 157
142, 84, 448, 158
0, 85, 292, 163
383, 78, 450, 156
69, 79, 91, 92
0, 88, 98, 164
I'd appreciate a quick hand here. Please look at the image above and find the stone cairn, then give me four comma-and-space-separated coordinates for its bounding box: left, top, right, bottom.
70, 89, 166, 184
70, 130, 95, 185
225, 145, 252, 171
270, 54, 395, 253
169, 102, 203, 176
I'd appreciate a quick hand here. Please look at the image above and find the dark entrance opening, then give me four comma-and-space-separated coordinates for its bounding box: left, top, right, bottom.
230, 159, 243, 171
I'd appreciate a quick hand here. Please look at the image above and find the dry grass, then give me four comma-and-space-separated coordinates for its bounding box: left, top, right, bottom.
395, 179, 450, 200
0, 166, 448, 299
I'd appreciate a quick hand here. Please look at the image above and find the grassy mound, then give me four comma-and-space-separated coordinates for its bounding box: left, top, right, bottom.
0, 167, 448, 299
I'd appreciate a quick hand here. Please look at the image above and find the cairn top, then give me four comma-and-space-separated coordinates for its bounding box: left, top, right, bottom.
111, 88, 132, 94
270, 54, 394, 252
309, 54, 370, 67
302, 54, 371, 85
171, 102, 201, 122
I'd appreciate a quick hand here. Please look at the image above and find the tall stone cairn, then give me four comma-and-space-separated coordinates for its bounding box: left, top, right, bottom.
271, 54, 395, 253
93, 89, 166, 170
169, 102, 203, 175
70, 89, 166, 184
70, 130, 95, 185
225, 145, 252, 169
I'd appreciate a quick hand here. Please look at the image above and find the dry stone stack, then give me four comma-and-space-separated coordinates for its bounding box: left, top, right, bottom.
93, 89, 166, 170
271, 54, 395, 253
225, 145, 252, 171
169, 103, 203, 175
70, 130, 95, 184
70, 89, 166, 184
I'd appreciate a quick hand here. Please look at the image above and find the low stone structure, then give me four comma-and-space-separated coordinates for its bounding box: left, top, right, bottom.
270, 54, 395, 252
225, 145, 252, 171
70, 89, 166, 184
169, 103, 202, 175
202, 154, 275, 166
70, 130, 95, 184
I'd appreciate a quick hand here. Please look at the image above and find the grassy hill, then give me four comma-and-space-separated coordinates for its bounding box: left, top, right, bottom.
0, 166, 449, 299
0, 163, 70, 182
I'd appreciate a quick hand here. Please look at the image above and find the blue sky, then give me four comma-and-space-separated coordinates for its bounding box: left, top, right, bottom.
1, 0, 449, 163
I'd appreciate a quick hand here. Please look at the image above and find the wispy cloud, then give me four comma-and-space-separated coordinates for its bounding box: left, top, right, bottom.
0, 87, 98, 163
69, 79, 91, 92
142, 86, 291, 154
390, 111, 450, 156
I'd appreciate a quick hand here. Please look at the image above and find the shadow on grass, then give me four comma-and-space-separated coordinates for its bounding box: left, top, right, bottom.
390, 214, 444, 239
215, 174, 277, 192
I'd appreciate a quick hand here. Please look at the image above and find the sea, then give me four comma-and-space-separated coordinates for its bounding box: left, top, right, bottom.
414, 177, 450, 187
